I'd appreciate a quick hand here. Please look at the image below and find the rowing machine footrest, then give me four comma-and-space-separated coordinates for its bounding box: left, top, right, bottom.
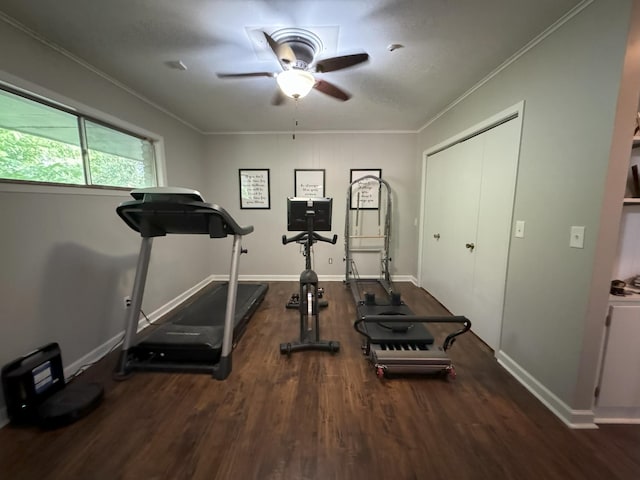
364, 292, 376, 305
391, 292, 402, 306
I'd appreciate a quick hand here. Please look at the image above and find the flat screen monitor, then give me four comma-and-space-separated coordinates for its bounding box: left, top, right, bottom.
287, 197, 333, 232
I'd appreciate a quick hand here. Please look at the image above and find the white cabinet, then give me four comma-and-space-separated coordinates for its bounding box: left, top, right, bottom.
596, 128, 640, 422
595, 303, 640, 420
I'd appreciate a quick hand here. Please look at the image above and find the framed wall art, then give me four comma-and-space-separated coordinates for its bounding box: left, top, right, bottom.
294, 169, 325, 197
350, 169, 382, 210
239, 169, 270, 209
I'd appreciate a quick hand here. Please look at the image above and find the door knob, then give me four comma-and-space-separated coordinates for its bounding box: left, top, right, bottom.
465, 242, 475, 252
433, 233, 441, 240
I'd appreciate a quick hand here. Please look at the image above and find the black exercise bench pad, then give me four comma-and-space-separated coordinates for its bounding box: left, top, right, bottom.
357, 303, 435, 345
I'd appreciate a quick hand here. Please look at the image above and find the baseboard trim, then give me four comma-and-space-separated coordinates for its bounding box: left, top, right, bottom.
595, 417, 640, 424
496, 350, 598, 429
212, 274, 417, 283
594, 407, 640, 424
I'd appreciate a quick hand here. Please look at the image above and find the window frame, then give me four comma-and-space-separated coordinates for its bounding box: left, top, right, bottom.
0, 75, 166, 195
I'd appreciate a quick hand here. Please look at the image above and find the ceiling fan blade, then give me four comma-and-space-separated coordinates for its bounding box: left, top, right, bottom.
314, 53, 369, 73
263, 31, 296, 67
217, 72, 275, 78
314, 80, 351, 101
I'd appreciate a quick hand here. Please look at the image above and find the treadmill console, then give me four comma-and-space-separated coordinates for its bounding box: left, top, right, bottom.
130, 186, 204, 203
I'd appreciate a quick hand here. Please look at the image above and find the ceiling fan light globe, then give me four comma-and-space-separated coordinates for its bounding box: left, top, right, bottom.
276, 70, 315, 99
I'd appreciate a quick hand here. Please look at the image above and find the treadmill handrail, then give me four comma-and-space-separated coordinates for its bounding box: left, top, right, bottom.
353, 314, 472, 352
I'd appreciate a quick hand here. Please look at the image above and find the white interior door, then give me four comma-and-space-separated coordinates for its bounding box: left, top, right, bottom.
469, 119, 520, 350
440, 137, 482, 315
420, 147, 450, 303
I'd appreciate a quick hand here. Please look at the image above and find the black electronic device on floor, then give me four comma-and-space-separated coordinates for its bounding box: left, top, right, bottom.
1, 343, 103, 429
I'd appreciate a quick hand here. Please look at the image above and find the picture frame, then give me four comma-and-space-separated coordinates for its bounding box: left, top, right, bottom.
239, 169, 270, 209
350, 169, 382, 210
294, 169, 325, 197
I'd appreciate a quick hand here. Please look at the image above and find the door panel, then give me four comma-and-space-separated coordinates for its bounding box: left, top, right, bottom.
470, 119, 520, 350
439, 138, 482, 314
421, 147, 449, 303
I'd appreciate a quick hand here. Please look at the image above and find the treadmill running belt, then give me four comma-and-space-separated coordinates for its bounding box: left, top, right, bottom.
171, 282, 268, 339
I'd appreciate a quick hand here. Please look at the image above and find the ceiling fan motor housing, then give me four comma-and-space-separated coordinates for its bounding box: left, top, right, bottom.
217, 27, 364, 103
271, 28, 323, 69
288, 38, 315, 68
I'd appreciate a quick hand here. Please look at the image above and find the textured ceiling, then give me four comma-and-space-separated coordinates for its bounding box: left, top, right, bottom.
0, 0, 583, 133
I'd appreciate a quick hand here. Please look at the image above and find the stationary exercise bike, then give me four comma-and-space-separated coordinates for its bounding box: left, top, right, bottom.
280, 197, 340, 355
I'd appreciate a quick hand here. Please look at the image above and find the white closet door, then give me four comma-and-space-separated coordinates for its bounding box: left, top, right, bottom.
420, 116, 521, 351
439, 136, 483, 315
421, 147, 450, 303
470, 119, 520, 350
421, 138, 482, 313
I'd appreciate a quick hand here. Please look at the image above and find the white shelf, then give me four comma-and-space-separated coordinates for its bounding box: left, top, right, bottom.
623, 198, 640, 204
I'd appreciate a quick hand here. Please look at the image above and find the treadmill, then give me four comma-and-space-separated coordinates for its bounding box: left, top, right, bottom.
114, 187, 267, 380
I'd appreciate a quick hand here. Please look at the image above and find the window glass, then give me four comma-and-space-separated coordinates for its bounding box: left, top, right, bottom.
0, 87, 158, 189
0, 89, 84, 184
85, 120, 155, 188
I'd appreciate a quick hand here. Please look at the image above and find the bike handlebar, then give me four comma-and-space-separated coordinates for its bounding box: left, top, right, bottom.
282, 232, 338, 245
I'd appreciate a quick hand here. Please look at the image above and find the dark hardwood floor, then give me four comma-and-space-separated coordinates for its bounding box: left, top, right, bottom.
1, 281, 639, 480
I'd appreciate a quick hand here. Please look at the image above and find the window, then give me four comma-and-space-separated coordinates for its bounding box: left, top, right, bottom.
0, 86, 157, 189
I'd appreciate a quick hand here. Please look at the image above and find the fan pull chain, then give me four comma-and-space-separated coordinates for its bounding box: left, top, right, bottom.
292, 99, 299, 140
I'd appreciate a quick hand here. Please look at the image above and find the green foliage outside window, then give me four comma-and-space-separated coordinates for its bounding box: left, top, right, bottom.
0, 127, 84, 184
0, 87, 157, 189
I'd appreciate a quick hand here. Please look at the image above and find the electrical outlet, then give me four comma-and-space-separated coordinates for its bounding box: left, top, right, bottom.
123, 296, 132, 308
570, 226, 585, 248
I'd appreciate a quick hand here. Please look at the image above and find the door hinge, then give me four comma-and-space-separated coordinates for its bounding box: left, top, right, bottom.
594, 386, 600, 398
605, 313, 611, 327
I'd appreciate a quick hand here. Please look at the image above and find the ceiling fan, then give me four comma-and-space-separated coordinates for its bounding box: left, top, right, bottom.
216, 29, 369, 105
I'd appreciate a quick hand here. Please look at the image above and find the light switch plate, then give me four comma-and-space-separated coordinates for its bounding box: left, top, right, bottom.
515, 220, 525, 238
570, 226, 585, 248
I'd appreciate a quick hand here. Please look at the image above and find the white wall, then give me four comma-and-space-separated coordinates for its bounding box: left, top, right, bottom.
418, 0, 634, 420
203, 132, 419, 279
0, 19, 209, 415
